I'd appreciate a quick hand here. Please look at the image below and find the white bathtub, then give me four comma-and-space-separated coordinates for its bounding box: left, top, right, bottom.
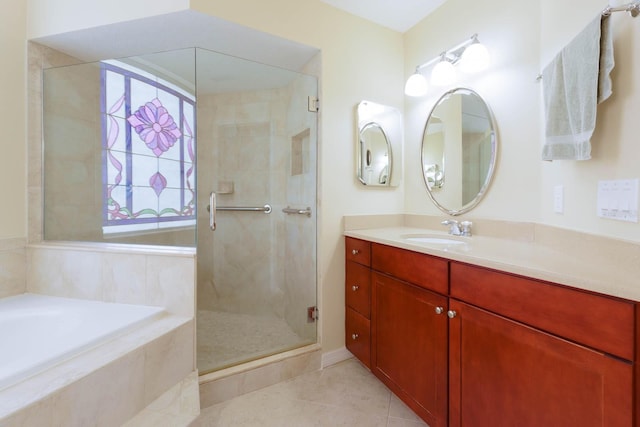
0, 293, 164, 391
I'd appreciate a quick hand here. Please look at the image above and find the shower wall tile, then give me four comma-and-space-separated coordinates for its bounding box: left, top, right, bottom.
27, 42, 83, 245
0, 238, 26, 299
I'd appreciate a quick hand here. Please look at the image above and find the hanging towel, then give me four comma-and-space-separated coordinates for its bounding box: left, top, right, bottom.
542, 14, 614, 161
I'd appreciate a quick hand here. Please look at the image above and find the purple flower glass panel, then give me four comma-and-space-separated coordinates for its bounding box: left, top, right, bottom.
149, 172, 167, 196
127, 98, 182, 157
101, 62, 196, 229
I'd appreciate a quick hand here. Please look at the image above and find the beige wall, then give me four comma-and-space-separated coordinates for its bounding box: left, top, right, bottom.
539, 0, 640, 240
405, 0, 640, 242
1, 1, 27, 240
404, 0, 542, 222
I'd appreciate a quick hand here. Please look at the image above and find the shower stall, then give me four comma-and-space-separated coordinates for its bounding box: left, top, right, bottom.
41, 47, 318, 375
194, 49, 318, 373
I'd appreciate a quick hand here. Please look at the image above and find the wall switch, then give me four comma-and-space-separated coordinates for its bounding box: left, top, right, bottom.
553, 185, 564, 214
597, 179, 639, 222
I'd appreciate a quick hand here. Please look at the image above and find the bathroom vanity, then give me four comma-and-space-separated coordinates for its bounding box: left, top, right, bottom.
345, 231, 638, 427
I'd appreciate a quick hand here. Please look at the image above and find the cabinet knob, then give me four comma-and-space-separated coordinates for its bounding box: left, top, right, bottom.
351, 333, 359, 340
447, 310, 457, 319
352, 285, 359, 291
435, 307, 444, 315
351, 249, 359, 255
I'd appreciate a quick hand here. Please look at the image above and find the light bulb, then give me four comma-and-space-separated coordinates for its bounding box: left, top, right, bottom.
460, 41, 490, 73
404, 72, 428, 97
431, 59, 456, 86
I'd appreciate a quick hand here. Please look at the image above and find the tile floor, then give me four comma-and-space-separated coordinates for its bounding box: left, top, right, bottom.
190, 358, 428, 427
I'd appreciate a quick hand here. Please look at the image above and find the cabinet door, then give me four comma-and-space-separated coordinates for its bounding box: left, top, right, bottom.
448, 299, 633, 427
346, 260, 371, 318
372, 272, 448, 427
346, 307, 371, 368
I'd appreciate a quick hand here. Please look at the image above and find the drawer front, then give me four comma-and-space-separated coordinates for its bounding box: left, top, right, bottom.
450, 262, 635, 361
346, 307, 371, 368
371, 243, 448, 295
346, 261, 371, 318
346, 237, 371, 266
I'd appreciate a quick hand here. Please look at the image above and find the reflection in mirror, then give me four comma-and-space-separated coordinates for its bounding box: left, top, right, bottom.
356, 101, 403, 187
359, 122, 391, 185
421, 88, 497, 216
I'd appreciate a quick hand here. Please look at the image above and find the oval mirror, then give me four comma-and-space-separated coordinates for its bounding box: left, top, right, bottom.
356, 100, 402, 187
421, 88, 497, 215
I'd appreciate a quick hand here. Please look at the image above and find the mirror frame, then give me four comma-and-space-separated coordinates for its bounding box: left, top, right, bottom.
421, 87, 498, 216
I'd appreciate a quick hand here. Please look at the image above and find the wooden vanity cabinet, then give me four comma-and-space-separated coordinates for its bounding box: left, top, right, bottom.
345, 237, 638, 427
449, 262, 635, 427
345, 237, 372, 367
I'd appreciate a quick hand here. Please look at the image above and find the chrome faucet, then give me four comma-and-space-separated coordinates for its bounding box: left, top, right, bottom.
441, 220, 473, 237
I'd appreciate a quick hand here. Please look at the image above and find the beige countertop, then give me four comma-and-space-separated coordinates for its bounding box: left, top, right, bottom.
344, 217, 640, 302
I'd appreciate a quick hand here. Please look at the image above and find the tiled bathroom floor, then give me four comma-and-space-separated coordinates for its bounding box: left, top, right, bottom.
190, 358, 428, 427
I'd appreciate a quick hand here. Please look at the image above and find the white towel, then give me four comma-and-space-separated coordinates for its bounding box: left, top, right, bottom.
542, 14, 614, 161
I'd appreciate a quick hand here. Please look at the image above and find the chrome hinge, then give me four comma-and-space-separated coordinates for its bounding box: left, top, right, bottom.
308, 96, 319, 113
307, 306, 319, 323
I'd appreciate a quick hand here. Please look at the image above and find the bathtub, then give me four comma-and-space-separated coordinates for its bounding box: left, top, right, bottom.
0, 293, 164, 391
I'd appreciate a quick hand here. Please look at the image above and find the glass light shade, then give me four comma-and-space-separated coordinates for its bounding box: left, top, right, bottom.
404, 72, 428, 97
460, 42, 490, 73
430, 60, 456, 86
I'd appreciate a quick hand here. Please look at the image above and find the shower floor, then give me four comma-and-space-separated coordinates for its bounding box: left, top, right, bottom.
197, 309, 309, 373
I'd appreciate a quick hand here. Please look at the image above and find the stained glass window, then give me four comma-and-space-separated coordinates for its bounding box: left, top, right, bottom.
100, 61, 196, 234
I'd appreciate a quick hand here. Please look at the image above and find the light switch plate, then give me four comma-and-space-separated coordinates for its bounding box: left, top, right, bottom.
553, 185, 564, 214
597, 179, 639, 222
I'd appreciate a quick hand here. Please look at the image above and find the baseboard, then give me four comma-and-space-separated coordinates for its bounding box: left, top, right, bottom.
321, 347, 353, 368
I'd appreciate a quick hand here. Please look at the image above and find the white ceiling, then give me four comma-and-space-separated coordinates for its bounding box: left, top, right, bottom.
320, 0, 447, 32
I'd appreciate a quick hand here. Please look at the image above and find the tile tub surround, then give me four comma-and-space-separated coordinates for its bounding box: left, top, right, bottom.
26, 242, 196, 317
344, 214, 640, 302
0, 316, 194, 426
0, 238, 26, 299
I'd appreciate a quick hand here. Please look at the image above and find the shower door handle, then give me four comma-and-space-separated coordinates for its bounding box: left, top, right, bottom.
209, 191, 217, 231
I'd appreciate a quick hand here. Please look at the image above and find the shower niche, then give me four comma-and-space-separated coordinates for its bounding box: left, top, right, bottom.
42, 46, 319, 374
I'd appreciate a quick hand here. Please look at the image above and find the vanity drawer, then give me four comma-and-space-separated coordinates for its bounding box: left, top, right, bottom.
346, 237, 371, 267
346, 261, 371, 318
450, 262, 635, 361
371, 243, 448, 295
346, 307, 371, 368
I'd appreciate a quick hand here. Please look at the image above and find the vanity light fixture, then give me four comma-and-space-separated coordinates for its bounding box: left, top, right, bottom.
430, 54, 457, 87
404, 33, 490, 97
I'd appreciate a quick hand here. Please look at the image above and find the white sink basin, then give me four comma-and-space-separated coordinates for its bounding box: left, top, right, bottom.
403, 235, 466, 245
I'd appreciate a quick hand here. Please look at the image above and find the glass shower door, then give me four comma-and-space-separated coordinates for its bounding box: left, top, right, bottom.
195, 48, 318, 374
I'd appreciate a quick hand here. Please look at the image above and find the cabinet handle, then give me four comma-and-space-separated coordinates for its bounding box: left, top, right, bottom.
351, 333, 359, 340
447, 310, 457, 319
435, 307, 444, 315
352, 249, 359, 255
352, 285, 359, 291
